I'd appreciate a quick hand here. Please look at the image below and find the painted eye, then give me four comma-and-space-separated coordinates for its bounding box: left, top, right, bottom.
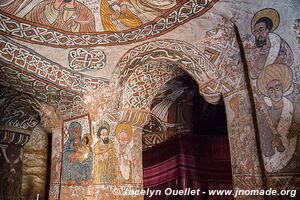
268, 88, 274, 93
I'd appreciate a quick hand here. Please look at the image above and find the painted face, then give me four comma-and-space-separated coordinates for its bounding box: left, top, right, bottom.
253, 22, 269, 48
100, 128, 109, 144
74, 127, 79, 140
267, 80, 283, 103
82, 137, 89, 146
119, 131, 128, 145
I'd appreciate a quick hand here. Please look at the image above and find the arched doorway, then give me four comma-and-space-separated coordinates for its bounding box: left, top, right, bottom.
142, 75, 233, 200
110, 39, 265, 199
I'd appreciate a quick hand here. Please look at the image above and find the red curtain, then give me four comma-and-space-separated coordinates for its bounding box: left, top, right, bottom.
143, 134, 233, 200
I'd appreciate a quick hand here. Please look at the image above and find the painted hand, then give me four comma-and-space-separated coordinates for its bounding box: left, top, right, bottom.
111, 10, 121, 20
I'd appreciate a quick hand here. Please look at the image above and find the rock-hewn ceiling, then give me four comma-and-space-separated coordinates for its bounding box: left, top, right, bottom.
0, 0, 219, 119
0, 0, 217, 47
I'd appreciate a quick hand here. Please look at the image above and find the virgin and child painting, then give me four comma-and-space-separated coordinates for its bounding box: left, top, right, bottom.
60, 115, 143, 192
61, 115, 93, 186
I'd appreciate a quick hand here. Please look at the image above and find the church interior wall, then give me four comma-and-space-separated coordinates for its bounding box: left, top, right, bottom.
0, 0, 299, 199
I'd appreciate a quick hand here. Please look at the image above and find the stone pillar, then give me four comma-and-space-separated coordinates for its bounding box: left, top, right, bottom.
48, 128, 63, 200
113, 108, 150, 200
223, 90, 266, 200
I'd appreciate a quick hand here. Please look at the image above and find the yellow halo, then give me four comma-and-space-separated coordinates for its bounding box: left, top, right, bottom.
115, 123, 133, 143
251, 8, 280, 33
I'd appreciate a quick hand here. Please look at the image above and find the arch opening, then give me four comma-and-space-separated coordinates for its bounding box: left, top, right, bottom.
142, 74, 233, 200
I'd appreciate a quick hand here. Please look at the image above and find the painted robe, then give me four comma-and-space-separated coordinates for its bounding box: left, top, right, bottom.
93, 139, 117, 184
24, 0, 95, 32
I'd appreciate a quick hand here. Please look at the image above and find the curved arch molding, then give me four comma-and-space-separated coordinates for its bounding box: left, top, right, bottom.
111, 39, 226, 106
0, 0, 218, 48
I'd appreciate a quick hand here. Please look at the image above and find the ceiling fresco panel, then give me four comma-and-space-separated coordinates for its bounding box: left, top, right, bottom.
0, 0, 218, 47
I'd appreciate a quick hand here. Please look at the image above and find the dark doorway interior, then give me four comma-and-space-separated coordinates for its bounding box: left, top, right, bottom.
142, 75, 233, 200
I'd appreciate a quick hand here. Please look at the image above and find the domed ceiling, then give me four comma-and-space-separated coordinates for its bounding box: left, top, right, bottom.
0, 0, 220, 119
0, 0, 218, 47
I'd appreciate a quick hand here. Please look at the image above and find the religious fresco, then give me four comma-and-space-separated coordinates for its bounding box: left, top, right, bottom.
193, 14, 269, 194
1, 0, 300, 200
120, 60, 183, 109
111, 39, 225, 107
59, 117, 144, 198
242, 8, 300, 174
0, 144, 22, 199
61, 115, 93, 186
0, 85, 42, 134
0, 0, 218, 47
141, 75, 223, 150
257, 64, 297, 172
93, 120, 117, 185
114, 123, 133, 183
24, 0, 96, 32
0, 35, 109, 119
1, 0, 178, 33
246, 8, 293, 79
226, 92, 258, 176
99, 0, 177, 32
93, 121, 141, 185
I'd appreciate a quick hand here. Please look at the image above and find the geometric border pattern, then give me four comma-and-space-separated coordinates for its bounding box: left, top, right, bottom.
0, 0, 218, 48
112, 39, 224, 105
122, 60, 181, 109
0, 63, 84, 117
0, 35, 108, 92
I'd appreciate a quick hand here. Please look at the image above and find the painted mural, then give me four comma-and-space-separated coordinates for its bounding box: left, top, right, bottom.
1, 0, 300, 200
142, 75, 222, 149
61, 115, 93, 186
0, 35, 109, 119
0, 0, 218, 47
115, 123, 133, 183
99, 0, 177, 32
243, 8, 300, 174
0, 0, 32, 15
246, 8, 293, 79
59, 115, 144, 198
93, 120, 117, 185
0, 0, 178, 32
25, 0, 96, 32
0, 144, 22, 199
93, 121, 143, 186
142, 114, 167, 149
